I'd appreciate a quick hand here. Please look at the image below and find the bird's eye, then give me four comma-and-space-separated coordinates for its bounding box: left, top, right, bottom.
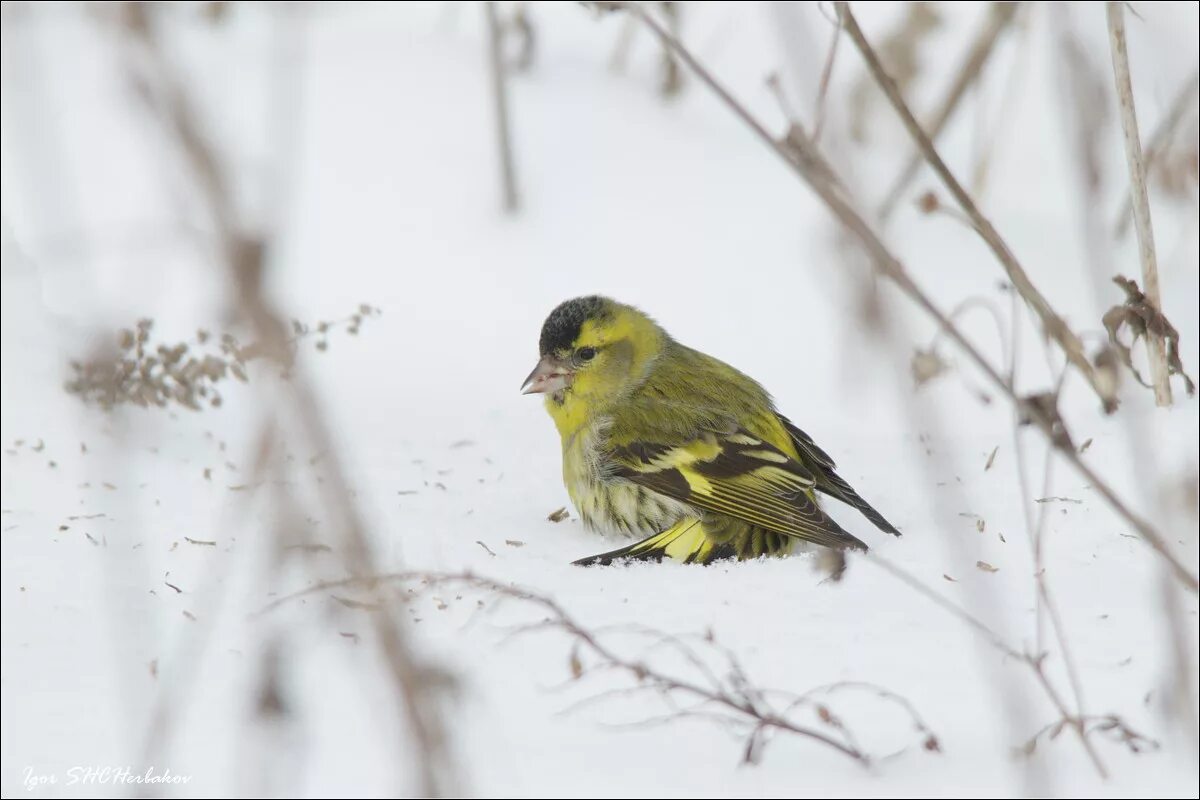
577, 347, 596, 362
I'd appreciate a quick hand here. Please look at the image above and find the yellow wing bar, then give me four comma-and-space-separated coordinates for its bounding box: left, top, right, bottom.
611, 431, 867, 551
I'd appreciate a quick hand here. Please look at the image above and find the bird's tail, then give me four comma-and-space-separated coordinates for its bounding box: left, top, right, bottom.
778, 415, 901, 536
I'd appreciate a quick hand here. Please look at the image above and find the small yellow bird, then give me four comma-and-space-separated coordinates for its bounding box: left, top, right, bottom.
522, 296, 899, 566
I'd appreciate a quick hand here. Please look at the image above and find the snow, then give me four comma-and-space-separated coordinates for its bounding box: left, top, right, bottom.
2, 2, 1198, 797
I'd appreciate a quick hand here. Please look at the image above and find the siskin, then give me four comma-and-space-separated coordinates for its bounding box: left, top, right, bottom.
522, 296, 899, 566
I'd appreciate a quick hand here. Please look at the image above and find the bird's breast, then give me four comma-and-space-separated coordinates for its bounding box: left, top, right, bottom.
561, 422, 689, 539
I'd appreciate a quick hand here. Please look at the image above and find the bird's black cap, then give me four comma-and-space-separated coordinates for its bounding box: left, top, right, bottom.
539, 296, 611, 355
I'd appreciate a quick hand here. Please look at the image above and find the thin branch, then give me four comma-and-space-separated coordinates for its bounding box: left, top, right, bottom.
1106, 1, 1172, 406
617, 1, 1197, 593
1026, 655, 1109, 777
1024, 714, 1159, 757
878, 2, 1020, 221
1113, 68, 1199, 238
835, 2, 1116, 414
262, 570, 932, 765
485, 1, 520, 213
789, 680, 940, 752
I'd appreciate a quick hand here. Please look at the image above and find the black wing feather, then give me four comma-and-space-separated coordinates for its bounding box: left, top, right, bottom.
778, 415, 901, 536
610, 431, 868, 552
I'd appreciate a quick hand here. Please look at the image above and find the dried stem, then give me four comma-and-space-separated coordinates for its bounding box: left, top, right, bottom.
485, 1, 520, 213
878, 2, 1020, 221
1106, 1, 1172, 406
834, 3, 1115, 413
617, 1, 1196, 593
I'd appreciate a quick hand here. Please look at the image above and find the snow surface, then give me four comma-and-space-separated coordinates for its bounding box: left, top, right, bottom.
2, 2, 1198, 797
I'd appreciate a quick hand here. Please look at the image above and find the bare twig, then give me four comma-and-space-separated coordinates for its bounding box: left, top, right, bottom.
834, 3, 1116, 414
1113, 68, 1200, 238
262, 570, 940, 766
485, 1, 520, 213
1023, 714, 1159, 757
878, 2, 1020, 221
1106, 1, 1172, 406
788, 681, 941, 755
616, 1, 1197, 593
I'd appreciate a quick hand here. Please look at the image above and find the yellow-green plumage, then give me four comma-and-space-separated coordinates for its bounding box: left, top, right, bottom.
526, 296, 899, 565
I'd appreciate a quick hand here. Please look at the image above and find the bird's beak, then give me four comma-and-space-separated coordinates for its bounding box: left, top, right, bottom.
521, 354, 572, 395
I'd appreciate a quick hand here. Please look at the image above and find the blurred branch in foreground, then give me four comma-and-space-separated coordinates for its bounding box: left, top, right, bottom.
485, 1, 521, 213
834, 3, 1118, 415
1051, 4, 1118, 310
1112, 68, 1199, 240
607, 1, 1197, 594
877, 1, 1020, 222
262, 570, 941, 767
846, 1, 942, 145
114, 3, 456, 794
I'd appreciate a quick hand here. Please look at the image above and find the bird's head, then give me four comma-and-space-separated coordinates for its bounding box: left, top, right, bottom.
521, 296, 664, 413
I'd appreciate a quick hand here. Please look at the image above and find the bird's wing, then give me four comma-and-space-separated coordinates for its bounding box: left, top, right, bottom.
607, 429, 867, 551
776, 415, 901, 536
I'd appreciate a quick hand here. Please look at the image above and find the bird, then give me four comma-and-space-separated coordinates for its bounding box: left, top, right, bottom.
521, 296, 900, 566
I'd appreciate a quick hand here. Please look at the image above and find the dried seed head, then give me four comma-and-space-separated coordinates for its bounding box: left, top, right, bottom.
911, 347, 949, 387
